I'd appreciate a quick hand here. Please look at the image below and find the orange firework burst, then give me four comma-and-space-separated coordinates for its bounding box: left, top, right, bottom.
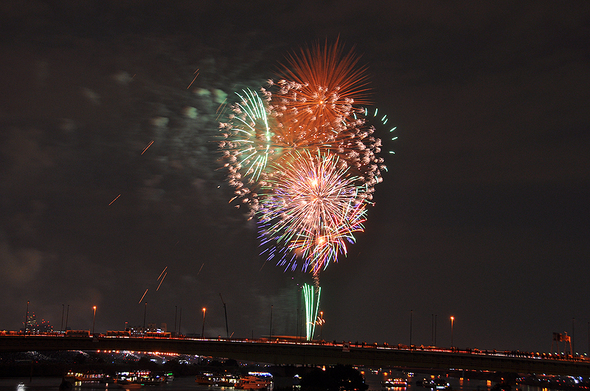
271, 38, 370, 145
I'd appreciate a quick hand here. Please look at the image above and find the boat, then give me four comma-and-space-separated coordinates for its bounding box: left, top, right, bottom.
115, 370, 165, 387
382, 378, 408, 388
118, 384, 143, 390
64, 370, 111, 386
418, 377, 451, 390
235, 375, 271, 390
196, 372, 240, 386
433, 378, 451, 390
195, 373, 215, 385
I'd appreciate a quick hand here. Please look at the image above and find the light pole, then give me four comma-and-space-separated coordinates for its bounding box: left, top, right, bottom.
269, 305, 273, 339
92, 306, 97, 335
410, 310, 413, 346
174, 305, 178, 336
174, 306, 177, 336
319, 311, 325, 340
220, 294, 229, 339
143, 302, 147, 331
24, 301, 29, 334
430, 314, 435, 346
451, 316, 455, 349
296, 307, 300, 340
572, 317, 576, 355
61, 304, 65, 333
435, 314, 437, 346
201, 307, 206, 338
178, 307, 182, 336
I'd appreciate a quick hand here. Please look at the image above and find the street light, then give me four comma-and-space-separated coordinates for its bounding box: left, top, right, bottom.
269, 305, 273, 339
178, 307, 182, 336
143, 302, 147, 331
174, 306, 178, 337
451, 316, 455, 349
201, 307, 206, 338
24, 300, 29, 334
410, 310, 413, 346
61, 304, 65, 333
92, 306, 97, 335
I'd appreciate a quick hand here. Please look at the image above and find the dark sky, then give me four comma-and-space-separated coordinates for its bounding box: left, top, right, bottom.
1, 1, 589, 354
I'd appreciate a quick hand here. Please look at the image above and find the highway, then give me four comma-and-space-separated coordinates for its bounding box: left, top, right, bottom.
1, 335, 590, 376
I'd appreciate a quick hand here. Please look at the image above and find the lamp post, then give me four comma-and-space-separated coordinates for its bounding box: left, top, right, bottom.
451, 316, 455, 349
201, 307, 206, 338
143, 302, 147, 331
269, 305, 273, 339
434, 314, 437, 346
410, 310, 413, 346
296, 307, 300, 340
220, 294, 229, 339
572, 317, 576, 355
319, 311, 324, 340
24, 301, 29, 334
431, 314, 434, 346
174, 306, 177, 337
178, 307, 182, 336
92, 306, 97, 335
61, 304, 65, 333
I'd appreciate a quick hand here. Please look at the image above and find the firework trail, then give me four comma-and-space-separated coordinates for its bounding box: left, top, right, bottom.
141, 140, 154, 155
156, 266, 168, 291
303, 283, 321, 340
109, 194, 121, 205
138, 288, 148, 304
219, 40, 392, 275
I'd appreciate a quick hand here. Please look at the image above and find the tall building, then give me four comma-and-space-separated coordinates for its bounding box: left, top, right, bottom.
23, 313, 54, 334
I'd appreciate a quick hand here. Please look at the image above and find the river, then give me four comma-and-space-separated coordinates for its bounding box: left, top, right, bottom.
0, 373, 568, 391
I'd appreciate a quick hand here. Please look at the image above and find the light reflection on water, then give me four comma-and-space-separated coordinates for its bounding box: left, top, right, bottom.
0, 375, 569, 391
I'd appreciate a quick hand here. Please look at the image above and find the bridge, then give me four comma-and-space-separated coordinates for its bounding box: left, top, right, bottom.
1, 335, 590, 376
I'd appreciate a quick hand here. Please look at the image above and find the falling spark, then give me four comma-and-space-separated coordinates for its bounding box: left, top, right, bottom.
197, 263, 204, 275
138, 288, 148, 304
187, 69, 200, 89
141, 140, 154, 155
156, 272, 167, 291
109, 194, 121, 205
157, 266, 168, 281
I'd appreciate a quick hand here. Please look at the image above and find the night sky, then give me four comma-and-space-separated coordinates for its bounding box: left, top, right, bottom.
1, 1, 589, 354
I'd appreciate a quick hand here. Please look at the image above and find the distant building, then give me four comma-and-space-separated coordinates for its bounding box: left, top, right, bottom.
22, 313, 54, 334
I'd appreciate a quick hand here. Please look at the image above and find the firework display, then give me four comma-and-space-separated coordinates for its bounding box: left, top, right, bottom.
258, 150, 368, 274
219, 40, 389, 275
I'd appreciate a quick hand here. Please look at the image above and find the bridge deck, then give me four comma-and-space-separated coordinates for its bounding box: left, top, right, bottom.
1, 335, 589, 376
